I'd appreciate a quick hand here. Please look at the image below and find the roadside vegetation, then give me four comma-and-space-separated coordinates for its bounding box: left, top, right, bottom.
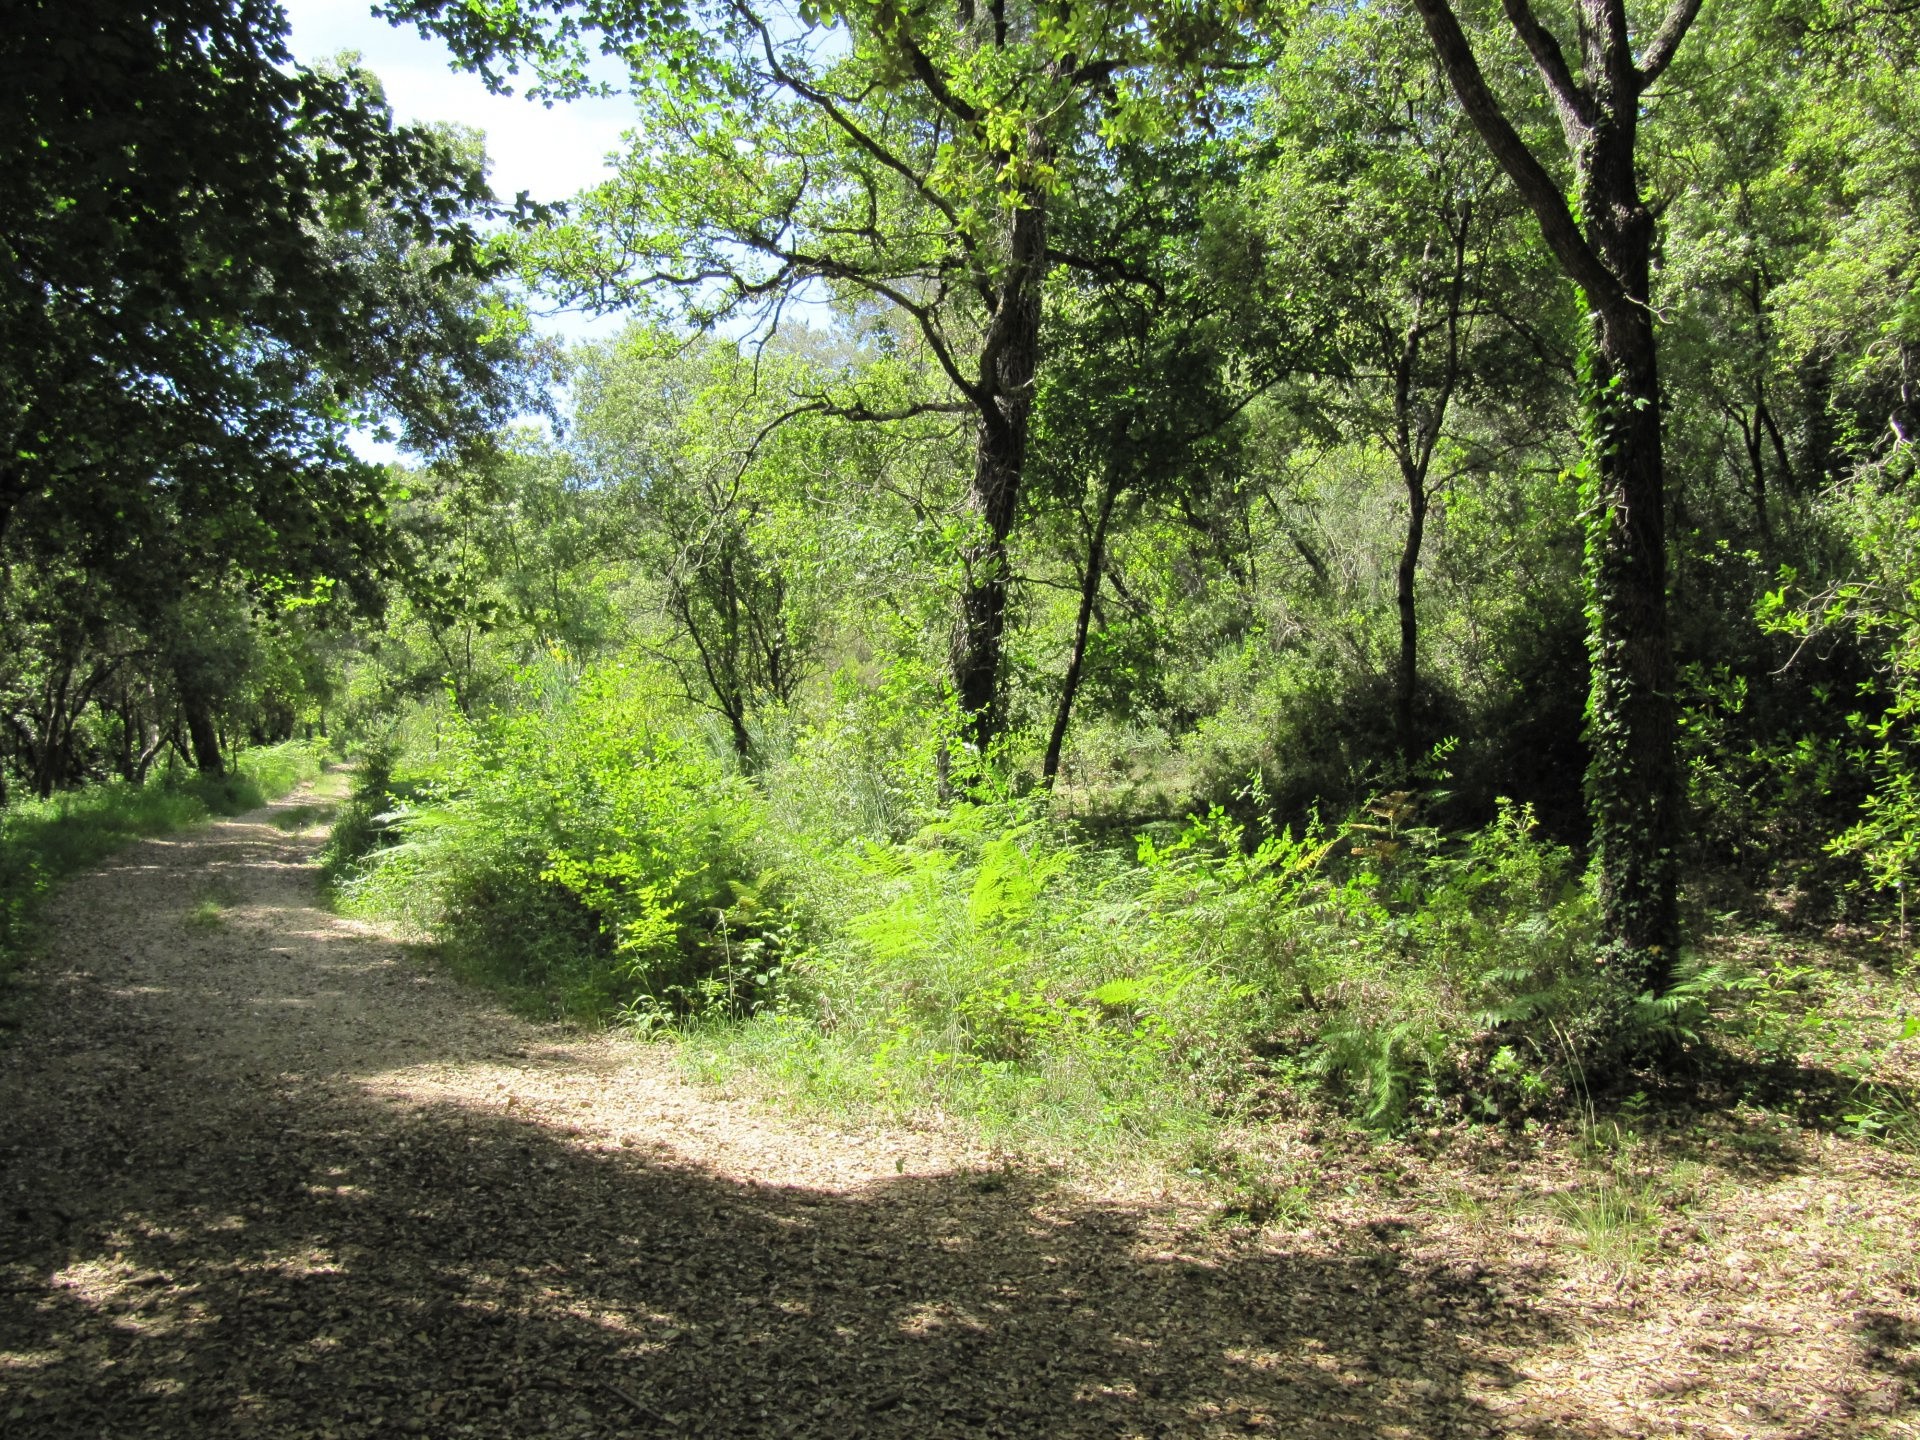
6, 3, 1920, 1420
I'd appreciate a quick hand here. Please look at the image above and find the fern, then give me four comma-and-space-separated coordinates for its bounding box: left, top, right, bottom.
1628, 959, 1763, 1047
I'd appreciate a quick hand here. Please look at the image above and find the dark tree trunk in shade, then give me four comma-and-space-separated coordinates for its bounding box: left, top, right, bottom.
1582, 276, 1679, 991
950, 192, 1047, 753
183, 696, 224, 777
1393, 480, 1429, 769
1042, 467, 1122, 786
1574, 86, 1681, 988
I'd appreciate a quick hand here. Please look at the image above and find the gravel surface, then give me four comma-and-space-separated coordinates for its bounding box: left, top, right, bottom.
1, 778, 1912, 1438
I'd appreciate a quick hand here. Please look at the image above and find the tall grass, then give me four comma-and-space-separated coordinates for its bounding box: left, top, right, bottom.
0, 741, 327, 982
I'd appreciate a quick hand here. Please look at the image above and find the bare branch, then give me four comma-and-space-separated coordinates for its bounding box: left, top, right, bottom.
1637, 0, 1704, 86
737, 6, 972, 243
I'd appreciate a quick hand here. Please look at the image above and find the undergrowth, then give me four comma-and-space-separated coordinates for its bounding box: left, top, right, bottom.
327, 661, 1788, 1163
333, 668, 775, 1020
691, 783, 1620, 1163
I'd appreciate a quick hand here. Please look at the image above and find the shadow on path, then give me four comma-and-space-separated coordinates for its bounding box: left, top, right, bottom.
0, 791, 1558, 1439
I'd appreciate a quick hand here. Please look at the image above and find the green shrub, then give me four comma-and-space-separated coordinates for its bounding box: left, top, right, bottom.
226, 739, 328, 806
1124, 792, 1606, 1127
699, 781, 1609, 1153
320, 746, 406, 882
333, 665, 1636, 1146
339, 666, 782, 1020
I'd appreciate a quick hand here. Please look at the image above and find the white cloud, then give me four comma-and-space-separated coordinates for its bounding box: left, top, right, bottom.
281, 0, 632, 208
281, 0, 631, 455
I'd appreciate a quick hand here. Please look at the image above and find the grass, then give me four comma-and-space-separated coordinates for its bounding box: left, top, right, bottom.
0, 741, 327, 1002
1545, 1131, 1712, 1275
1549, 1169, 1661, 1269
1183, 1141, 1316, 1228
1848, 1080, 1920, 1153
677, 1017, 1222, 1177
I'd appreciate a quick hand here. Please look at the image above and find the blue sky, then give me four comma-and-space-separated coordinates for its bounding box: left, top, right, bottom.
281, 2, 839, 459
282, 1, 636, 459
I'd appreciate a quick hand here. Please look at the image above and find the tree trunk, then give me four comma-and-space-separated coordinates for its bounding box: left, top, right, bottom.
1406, 0, 1694, 995
1798, 356, 1836, 488
1736, 398, 1773, 542
1584, 240, 1680, 991
29, 659, 77, 799
718, 549, 753, 768
134, 724, 165, 784
1394, 477, 1429, 770
726, 707, 753, 769
181, 691, 224, 777
1757, 392, 1795, 497
1042, 467, 1122, 786
115, 698, 138, 782
674, 565, 755, 771
950, 191, 1047, 753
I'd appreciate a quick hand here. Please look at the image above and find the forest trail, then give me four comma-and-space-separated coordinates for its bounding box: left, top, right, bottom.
0, 775, 1531, 1439
0, 777, 1892, 1440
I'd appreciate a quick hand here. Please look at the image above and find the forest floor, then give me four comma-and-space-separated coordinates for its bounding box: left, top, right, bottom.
1, 774, 1917, 1439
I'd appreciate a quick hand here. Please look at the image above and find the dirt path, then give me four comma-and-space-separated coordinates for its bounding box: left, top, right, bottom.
0, 779, 1912, 1438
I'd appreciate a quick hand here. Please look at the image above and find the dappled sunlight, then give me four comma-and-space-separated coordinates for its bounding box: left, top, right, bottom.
3, 781, 1911, 1437
6, 1018, 1556, 1436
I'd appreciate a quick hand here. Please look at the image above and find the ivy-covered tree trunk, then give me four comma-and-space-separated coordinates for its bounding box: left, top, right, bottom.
1584, 291, 1680, 990
1409, 0, 1699, 995
1578, 108, 1680, 989
951, 194, 1047, 750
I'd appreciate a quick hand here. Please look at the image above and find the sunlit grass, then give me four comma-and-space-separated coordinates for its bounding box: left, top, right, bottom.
1549, 1171, 1659, 1269
269, 802, 339, 833
185, 898, 227, 929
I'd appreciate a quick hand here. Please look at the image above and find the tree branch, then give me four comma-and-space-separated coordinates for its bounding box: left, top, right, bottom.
1637, 0, 1704, 86
1499, 0, 1599, 142
739, 7, 971, 241
1407, 0, 1626, 310
1050, 248, 1167, 302
785, 251, 985, 407
890, 29, 982, 126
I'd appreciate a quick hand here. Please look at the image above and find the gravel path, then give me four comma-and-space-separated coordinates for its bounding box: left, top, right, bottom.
0, 779, 1560, 1437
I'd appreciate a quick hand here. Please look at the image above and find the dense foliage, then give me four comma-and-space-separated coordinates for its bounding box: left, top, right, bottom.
10, 0, 1920, 1141
1, 0, 534, 794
